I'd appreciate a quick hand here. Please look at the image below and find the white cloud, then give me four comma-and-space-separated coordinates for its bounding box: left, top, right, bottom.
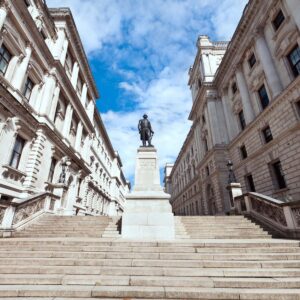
47, 0, 248, 182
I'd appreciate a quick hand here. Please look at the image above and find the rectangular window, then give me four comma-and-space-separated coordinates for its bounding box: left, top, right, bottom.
246, 174, 256, 192
23, 77, 34, 100
64, 52, 73, 77
272, 10, 285, 31
238, 110, 246, 130
0, 45, 12, 75
232, 82, 237, 94
272, 161, 287, 189
288, 45, 300, 78
258, 84, 269, 110
262, 126, 273, 143
76, 75, 83, 95
203, 137, 208, 153
296, 100, 300, 118
48, 158, 57, 182
240, 145, 248, 159
9, 135, 25, 169
206, 166, 210, 176
248, 53, 256, 69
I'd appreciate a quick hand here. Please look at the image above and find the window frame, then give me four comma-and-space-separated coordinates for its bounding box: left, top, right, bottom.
48, 157, 57, 183
23, 76, 34, 100
0, 45, 12, 76
240, 144, 248, 159
258, 84, 270, 110
238, 110, 246, 131
245, 174, 256, 192
262, 126, 273, 143
9, 135, 26, 169
248, 53, 256, 69
272, 9, 285, 31
287, 45, 300, 78
271, 160, 287, 190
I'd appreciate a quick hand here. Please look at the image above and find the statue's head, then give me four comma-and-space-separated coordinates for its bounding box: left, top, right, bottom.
143, 114, 148, 119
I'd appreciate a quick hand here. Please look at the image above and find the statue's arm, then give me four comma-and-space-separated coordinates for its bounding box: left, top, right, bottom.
149, 122, 154, 133
138, 120, 141, 132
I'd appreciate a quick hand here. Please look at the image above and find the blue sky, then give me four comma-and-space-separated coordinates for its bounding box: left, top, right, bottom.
47, 0, 248, 183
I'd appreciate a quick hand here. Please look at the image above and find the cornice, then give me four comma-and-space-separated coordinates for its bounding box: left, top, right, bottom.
49, 8, 99, 99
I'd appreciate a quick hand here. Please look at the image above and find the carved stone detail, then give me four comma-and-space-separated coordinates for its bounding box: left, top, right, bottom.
13, 199, 45, 225
292, 208, 300, 228
0, 207, 6, 223
250, 197, 287, 227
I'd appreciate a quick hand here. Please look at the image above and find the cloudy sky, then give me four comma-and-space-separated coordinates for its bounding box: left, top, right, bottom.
47, 0, 248, 183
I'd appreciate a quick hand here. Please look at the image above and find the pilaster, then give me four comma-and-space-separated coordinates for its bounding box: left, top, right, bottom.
235, 66, 255, 123
71, 61, 79, 88
62, 103, 73, 138
255, 30, 283, 98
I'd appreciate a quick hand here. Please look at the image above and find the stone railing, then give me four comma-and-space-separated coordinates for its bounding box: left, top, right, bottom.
0, 192, 60, 237
234, 192, 300, 239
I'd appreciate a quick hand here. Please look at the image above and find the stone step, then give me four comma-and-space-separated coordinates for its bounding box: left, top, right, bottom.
1, 274, 300, 289
1, 285, 300, 299
1, 257, 300, 269
2, 250, 299, 260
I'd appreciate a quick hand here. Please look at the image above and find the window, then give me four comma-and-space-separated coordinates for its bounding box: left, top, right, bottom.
64, 52, 73, 77
271, 161, 287, 189
0, 45, 12, 75
240, 145, 248, 159
205, 166, 210, 176
248, 53, 256, 69
246, 174, 256, 192
258, 84, 269, 110
262, 126, 273, 143
23, 77, 34, 100
288, 45, 300, 78
232, 82, 237, 94
48, 158, 57, 182
24, 0, 31, 7
272, 10, 285, 31
296, 100, 300, 118
238, 110, 246, 130
202, 115, 206, 124
9, 136, 25, 169
203, 137, 208, 153
76, 75, 83, 95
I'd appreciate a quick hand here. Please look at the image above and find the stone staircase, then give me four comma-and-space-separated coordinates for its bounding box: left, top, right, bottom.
175, 216, 271, 239
0, 215, 299, 299
12, 214, 120, 238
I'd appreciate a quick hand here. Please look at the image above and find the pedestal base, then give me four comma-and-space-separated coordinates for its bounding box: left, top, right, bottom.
122, 192, 175, 240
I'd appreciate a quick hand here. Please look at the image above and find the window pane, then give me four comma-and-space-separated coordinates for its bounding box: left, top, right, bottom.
263, 126, 273, 143
288, 46, 300, 77
9, 136, 25, 169
258, 85, 269, 109
239, 110, 246, 130
273, 161, 287, 189
246, 174, 256, 192
0, 45, 11, 75
272, 10, 285, 31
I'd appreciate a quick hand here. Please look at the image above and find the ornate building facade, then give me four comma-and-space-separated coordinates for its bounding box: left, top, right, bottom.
167, 0, 300, 216
0, 0, 129, 219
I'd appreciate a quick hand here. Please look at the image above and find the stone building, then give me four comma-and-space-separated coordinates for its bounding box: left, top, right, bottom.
0, 0, 129, 218
167, 0, 300, 215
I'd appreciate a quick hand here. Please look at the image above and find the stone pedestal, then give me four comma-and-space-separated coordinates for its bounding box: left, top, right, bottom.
122, 147, 175, 240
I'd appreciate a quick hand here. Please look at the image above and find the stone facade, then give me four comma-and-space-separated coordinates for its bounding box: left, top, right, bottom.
167, 0, 300, 215
0, 0, 129, 217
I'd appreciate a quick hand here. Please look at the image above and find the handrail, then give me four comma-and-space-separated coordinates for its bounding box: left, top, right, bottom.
0, 192, 60, 235
233, 191, 300, 239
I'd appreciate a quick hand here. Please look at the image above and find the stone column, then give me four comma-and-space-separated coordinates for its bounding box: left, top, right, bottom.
255, 32, 282, 98
221, 89, 238, 140
60, 39, 69, 66
0, 5, 8, 31
62, 103, 73, 138
207, 99, 221, 145
285, 0, 300, 31
49, 85, 60, 121
87, 100, 94, 121
53, 28, 66, 60
10, 47, 32, 91
75, 121, 83, 151
71, 61, 79, 88
39, 73, 56, 115
235, 67, 255, 123
80, 83, 88, 106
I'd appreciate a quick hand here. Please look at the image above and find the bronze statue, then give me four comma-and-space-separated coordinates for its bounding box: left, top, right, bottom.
138, 114, 154, 147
